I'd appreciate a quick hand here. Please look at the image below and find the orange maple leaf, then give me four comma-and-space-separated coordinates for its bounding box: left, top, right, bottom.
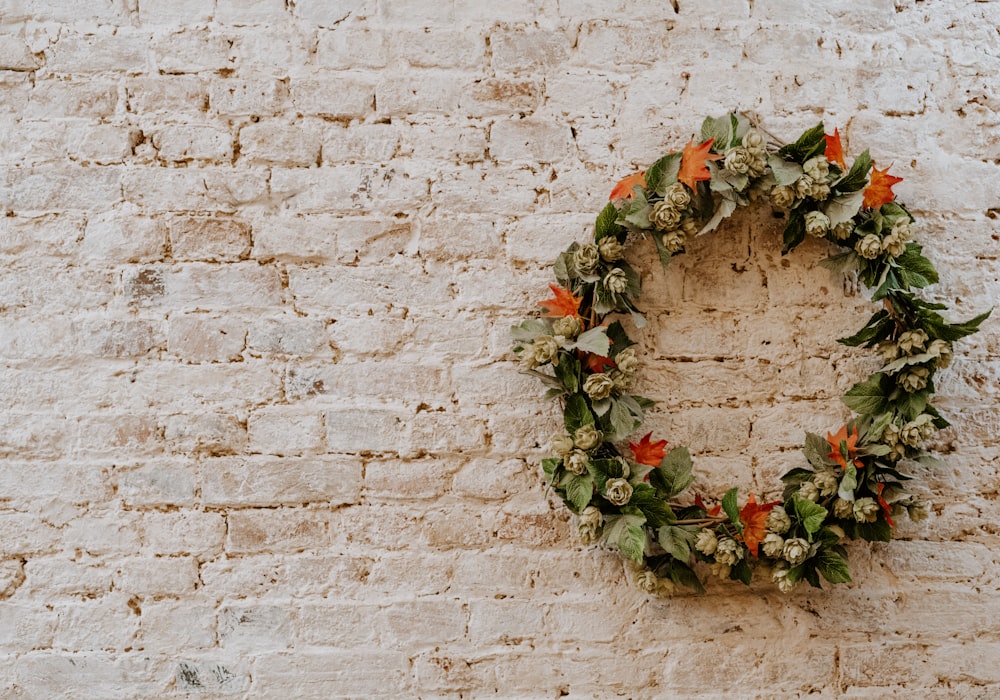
629, 432, 668, 467
609, 171, 647, 200
678, 137, 723, 191
824, 128, 846, 168
739, 494, 781, 557
863, 162, 903, 209
539, 283, 581, 319
580, 352, 616, 373
875, 483, 895, 528
695, 493, 722, 517
827, 424, 862, 470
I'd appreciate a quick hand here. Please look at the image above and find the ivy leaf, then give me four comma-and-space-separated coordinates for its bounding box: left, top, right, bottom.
561, 472, 594, 512
603, 513, 648, 562
815, 547, 852, 584
658, 525, 697, 562
841, 373, 893, 415
564, 393, 594, 433
721, 487, 740, 526
793, 494, 828, 537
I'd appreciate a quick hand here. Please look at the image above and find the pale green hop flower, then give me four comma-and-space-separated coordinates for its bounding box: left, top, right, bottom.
664, 182, 692, 210
907, 499, 930, 523
552, 315, 582, 339
551, 434, 575, 456
772, 562, 796, 593
761, 532, 785, 558
853, 497, 880, 523
804, 210, 831, 237
695, 528, 719, 555
573, 424, 602, 451
782, 537, 810, 565
770, 184, 797, 209
604, 477, 633, 506
583, 372, 615, 400
855, 234, 882, 259
598, 236, 623, 262
798, 481, 820, 502
899, 366, 930, 393
573, 243, 600, 274
832, 498, 855, 519
634, 569, 659, 594
831, 221, 855, 240
724, 146, 755, 175
604, 268, 628, 294
927, 339, 953, 368
661, 231, 686, 254
650, 200, 683, 231
897, 329, 928, 354
814, 470, 840, 498
715, 537, 744, 566
615, 346, 639, 375
578, 505, 603, 544
564, 449, 589, 475
765, 505, 791, 534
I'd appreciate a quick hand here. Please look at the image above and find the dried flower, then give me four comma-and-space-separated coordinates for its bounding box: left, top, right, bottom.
634, 569, 659, 594
805, 210, 831, 237
899, 421, 923, 447
615, 346, 639, 375
551, 434, 575, 456
578, 505, 603, 544
878, 340, 900, 363
650, 200, 683, 231
597, 236, 623, 262
897, 329, 928, 354
661, 231, 686, 254
564, 449, 589, 475
573, 243, 600, 273
766, 506, 791, 534
744, 130, 766, 152
803, 155, 830, 182
583, 373, 615, 400
604, 478, 633, 506
892, 220, 912, 241
761, 532, 785, 558
927, 339, 953, 368
855, 234, 882, 259
604, 268, 628, 294
574, 424, 602, 451
882, 231, 906, 257
853, 497, 880, 523
814, 470, 840, 498
782, 537, 810, 565
832, 497, 854, 519
715, 537, 744, 566
695, 528, 719, 555
724, 146, 755, 176
907, 499, 930, 523
798, 481, 820, 502
899, 366, 930, 393
770, 184, 797, 209
552, 315, 582, 339
772, 562, 796, 593
710, 562, 731, 580
831, 221, 855, 240
664, 182, 692, 210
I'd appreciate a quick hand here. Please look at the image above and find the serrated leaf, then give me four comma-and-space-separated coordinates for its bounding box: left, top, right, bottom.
665, 559, 705, 593
603, 513, 648, 562
620, 190, 653, 230
541, 457, 561, 482
836, 149, 872, 192
793, 494, 828, 536
730, 558, 753, 586
595, 201, 621, 240
571, 327, 611, 356
554, 353, 580, 394
656, 446, 695, 498
815, 547, 852, 584
701, 115, 733, 151
511, 319, 550, 341
561, 472, 594, 511
564, 393, 594, 433
804, 432, 838, 469
881, 352, 935, 374
657, 525, 696, 561
779, 122, 826, 162
856, 518, 892, 542
645, 152, 681, 196
721, 487, 740, 526
782, 208, 806, 254
819, 251, 861, 274
652, 227, 678, 269
605, 398, 638, 442
630, 483, 675, 528
591, 397, 611, 417
697, 192, 739, 236
768, 155, 804, 186
838, 310, 891, 347
841, 373, 893, 415
896, 243, 939, 289
896, 389, 929, 420
825, 189, 865, 227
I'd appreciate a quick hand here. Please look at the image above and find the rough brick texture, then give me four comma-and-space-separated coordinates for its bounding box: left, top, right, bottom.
1, 1, 999, 698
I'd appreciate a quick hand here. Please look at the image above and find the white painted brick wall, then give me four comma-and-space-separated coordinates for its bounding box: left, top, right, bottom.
0, 0, 999, 697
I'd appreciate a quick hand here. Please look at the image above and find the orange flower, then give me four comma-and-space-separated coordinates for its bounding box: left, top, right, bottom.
609, 171, 647, 200
678, 137, 723, 191
538, 284, 582, 319
824, 128, 846, 168
739, 494, 781, 556
827, 424, 862, 470
875, 483, 895, 528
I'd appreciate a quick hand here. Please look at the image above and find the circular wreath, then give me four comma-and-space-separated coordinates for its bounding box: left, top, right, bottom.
512, 113, 990, 595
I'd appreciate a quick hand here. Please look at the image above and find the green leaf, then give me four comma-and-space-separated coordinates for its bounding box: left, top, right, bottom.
665, 559, 705, 594
697, 192, 739, 236
896, 243, 939, 289
657, 525, 696, 562
701, 114, 733, 151
571, 327, 611, 356
605, 321, 636, 358
836, 149, 871, 193
841, 373, 893, 415
855, 518, 892, 542
825, 189, 865, 227
561, 472, 594, 511
619, 190, 653, 230
921, 309, 991, 342
838, 310, 891, 347
541, 457, 561, 483
819, 251, 861, 274
838, 465, 858, 501
730, 558, 753, 586
554, 354, 580, 394
815, 547, 852, 584
793, 494, 828, 536
778, 122, 826, 162
553, 251, 571, 285
656, 446, 695, 498
594, 202, 621, 241
645, 152, 681, 196
564, 393, 594, 433
630, 484, 675, 528
510, 319, 550, 341
721, 487, 740, 526
768, 155, 804, 186
782, 208, 806, 254
651, 227, 678, 269
803, 432, 837, 469
896, 389, 929, 420
603, 513, 648, 562
881, 352, 935, 374
781, 467, 816, 486
605, 398, 638, 442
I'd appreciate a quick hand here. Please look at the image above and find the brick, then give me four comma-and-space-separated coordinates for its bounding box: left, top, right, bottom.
26, 80, 118, 119
152, 124, 234, 162
226, 509, 330, 554
138, 601, 218, 649
164, 411, 247, 454
490, 118, 574, 163
46, 30, 149, 73
201, 455, 361, 506
246, 316, 330, 356
152, 28, 234, 73
168, 217, 252, 261
122, 167, 270, 211
138, 0, 214, 25
216, 0, 289, 24
315, 27, 389, 69
210, 79, 289, 116
247, 406, 325, 456
239, 121, 321, 166
112, 557, 199, 597
13, 652, 170, 698
0, 34, 41, 71
219, 604, 294, 650
289, 75, 375, 119
166, 314, 247, 362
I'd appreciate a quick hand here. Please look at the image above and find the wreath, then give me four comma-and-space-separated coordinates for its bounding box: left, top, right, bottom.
512, 113, 990, 595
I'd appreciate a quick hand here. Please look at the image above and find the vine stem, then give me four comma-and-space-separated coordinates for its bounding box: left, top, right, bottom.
673, 516, 729, 526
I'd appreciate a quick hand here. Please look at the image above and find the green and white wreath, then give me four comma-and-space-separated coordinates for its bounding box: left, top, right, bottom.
512, 113, 990, 595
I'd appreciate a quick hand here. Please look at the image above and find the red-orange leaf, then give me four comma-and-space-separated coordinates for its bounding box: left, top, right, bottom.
581, 352, 616, 373
629, 432, 668, 467
875, 483, 895, 528
539, 283, 581, 319
739, 494, 781, 557
609, 171, 646, 200
695, 493, 722, 517
827, 424, 862, 470
825, 128, 846, 168
863, 162, 903, 209
678, 137, 723, 191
